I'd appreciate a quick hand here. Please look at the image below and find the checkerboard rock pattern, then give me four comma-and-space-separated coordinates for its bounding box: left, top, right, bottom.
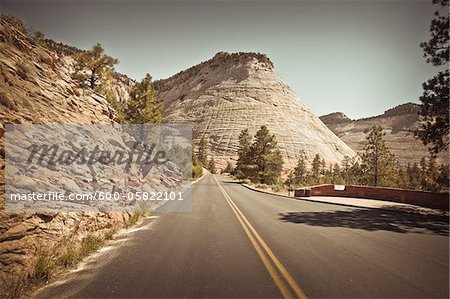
156, 51, 355, 170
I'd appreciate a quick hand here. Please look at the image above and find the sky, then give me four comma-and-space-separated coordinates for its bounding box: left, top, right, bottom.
1, 0, 441, 119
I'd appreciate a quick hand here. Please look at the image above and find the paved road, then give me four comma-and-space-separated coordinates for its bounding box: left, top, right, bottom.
35, 174, 449, 298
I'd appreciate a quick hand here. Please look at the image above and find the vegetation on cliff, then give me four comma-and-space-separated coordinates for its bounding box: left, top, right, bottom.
72, 43, 119, 89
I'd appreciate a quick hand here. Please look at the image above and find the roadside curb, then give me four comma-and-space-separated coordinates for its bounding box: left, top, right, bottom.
240, 184, 353, 208
240, 183, 445, 215
242, 183, 294, 200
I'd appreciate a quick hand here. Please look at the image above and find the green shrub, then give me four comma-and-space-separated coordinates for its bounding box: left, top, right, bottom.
193, 164, 203, 179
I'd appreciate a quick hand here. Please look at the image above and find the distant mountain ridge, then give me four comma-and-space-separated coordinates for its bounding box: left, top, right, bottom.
320, 103, 448, 165
319, 112, 352, 124
383, 102, 420, 117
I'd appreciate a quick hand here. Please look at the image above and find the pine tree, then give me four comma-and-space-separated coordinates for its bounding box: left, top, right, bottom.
262, 148, 283, 185
397, 167, 408, 189
72, 43, 118, 89
332, 163, 344, 184
349, 157, 363, 185
33, 30, 45, 44
248, 126, 283, 184
420, 0, 449, 66
417, 0, 449, 156
311, 154, 322, 185
427, 157, 441, 191
437, 164, 450, 191
320, 158, 326, 176
293, 150, 308, 186
235, 129, 252, 178
420, 157, 429, 189
340, 155, 364, 185
208, 157, 216, 174
197, 137, 208, 166
224, 161, 234, 174
124, 74, 163, 125
1, 15, 27, 34
341, 156, 352, 184
360, 126, 398, 187
192, 153, 203, 179
234, 127, 283, 184
285, 171, 294, 191
407, 163, 422, 190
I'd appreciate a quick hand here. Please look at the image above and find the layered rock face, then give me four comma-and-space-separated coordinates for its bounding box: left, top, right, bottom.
320, 103, 448, 166
156, 52, 355, 169
0, 28, 132, 125
0, 17, 168, 291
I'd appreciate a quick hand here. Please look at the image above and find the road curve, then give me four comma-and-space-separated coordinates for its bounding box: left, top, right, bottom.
34, 174, 449, 298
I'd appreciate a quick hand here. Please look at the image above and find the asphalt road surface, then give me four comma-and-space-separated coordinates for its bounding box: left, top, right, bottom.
35, 174, 449, 298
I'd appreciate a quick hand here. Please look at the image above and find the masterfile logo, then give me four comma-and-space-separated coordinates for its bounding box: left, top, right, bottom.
4, 124, 193, 213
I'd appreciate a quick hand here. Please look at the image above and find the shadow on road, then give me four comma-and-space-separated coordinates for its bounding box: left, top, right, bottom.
279, 207, 449, 236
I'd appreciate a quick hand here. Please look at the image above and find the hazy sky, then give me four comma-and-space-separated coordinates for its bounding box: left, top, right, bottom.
1, 0, 440, 119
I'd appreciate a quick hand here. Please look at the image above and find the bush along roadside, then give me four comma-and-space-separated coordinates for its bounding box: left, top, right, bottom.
1, 210, 148, 299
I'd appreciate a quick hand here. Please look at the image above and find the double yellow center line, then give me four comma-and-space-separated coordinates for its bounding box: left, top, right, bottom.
213, 175, 308, 299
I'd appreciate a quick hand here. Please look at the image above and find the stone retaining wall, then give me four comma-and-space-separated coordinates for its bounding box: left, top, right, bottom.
307, 185, 449, 210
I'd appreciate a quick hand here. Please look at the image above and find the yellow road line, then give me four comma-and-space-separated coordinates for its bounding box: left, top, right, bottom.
213, 175, 308, 299
217, 182, 293, 298
224, 186, 308, 299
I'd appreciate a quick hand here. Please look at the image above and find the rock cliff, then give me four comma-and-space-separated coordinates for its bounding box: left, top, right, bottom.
0, 17, 146, 297
156, 52, 355, 169
320, 103, 448, 165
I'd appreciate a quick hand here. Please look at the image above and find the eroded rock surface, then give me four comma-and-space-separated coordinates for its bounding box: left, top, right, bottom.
0, 17, 177, 292
320, 103, 448, 165
156, 52, 355, 169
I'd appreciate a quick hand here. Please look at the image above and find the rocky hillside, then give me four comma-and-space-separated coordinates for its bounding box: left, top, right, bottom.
0, 16, 158, 294
320, 103, 448, 165
156, 52, 355, 169
319, 112, 351, 125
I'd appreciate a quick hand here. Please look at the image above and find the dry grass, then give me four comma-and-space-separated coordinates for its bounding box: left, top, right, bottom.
15, 60, 33, 80
33, 250, 56, 283
104, 228, 117, 241
1, 209, 149, 299
58, 245, 80, 268
79, 234, 104, 258
125, 213, 143, 228
0, 277, 26, 299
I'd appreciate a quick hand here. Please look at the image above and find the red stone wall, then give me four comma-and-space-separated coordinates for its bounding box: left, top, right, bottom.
307, 185, 449, 210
